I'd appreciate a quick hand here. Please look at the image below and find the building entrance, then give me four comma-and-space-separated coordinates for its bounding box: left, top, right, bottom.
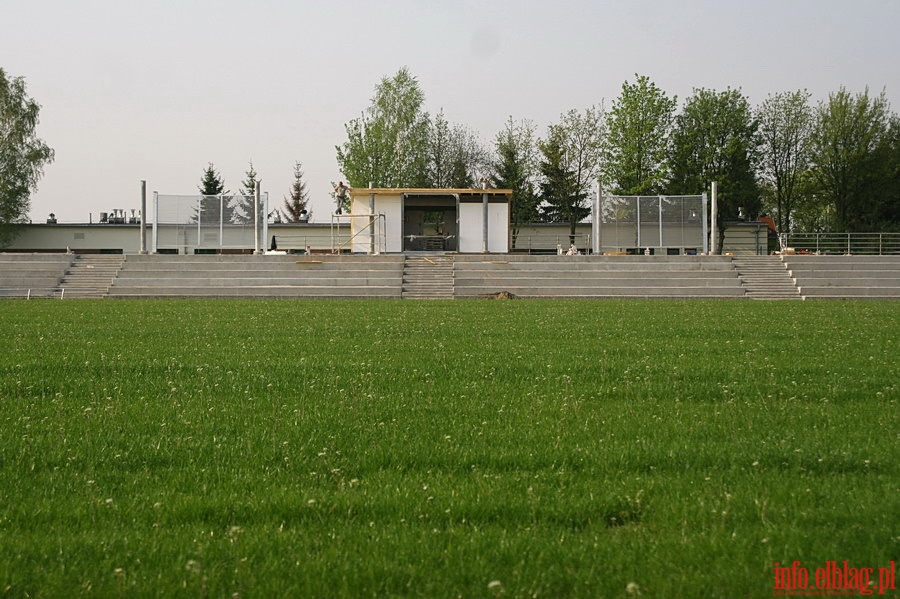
403, 195, 458, 252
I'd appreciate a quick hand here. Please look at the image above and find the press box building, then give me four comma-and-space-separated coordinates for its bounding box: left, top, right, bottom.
346, 188, 512, 254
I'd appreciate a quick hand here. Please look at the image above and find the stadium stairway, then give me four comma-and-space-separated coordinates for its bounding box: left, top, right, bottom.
453, 255, 746, 298
731, 256, 802, 300
59, 254, 125, 298
782, 255, 900, 299
107, 254, 404, 298
402, 255, 455, 299
0, 253, 72, 298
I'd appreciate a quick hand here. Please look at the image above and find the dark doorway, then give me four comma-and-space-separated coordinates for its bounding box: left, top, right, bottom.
403, 195, 458, 251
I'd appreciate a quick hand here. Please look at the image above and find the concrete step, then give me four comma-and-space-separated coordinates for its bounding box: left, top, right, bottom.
733, 256, 802, 299
402, 255, 454, 299
57, 255, 125, 298
107, 286, 402, 298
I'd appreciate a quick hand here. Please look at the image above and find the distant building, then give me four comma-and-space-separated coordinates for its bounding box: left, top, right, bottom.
347, 187, 512, 254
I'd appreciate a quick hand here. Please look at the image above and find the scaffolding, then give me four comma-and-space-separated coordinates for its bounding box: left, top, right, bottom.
331, 213, 387, 254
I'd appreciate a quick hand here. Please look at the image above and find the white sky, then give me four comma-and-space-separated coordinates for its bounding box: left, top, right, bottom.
3, 0, 898, 223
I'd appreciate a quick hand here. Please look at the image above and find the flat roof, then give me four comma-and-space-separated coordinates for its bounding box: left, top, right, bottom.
348, 187, 512, 197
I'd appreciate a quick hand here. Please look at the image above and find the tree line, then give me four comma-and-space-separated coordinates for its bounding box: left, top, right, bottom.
1, 66, 897, 247
337, 68, 900, 237
195, 161, 311, 224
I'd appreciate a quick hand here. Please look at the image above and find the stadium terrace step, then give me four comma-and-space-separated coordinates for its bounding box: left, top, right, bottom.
782, 255, 900, 299
0, 253, 72, 298
453, 255, 745, 298
108, 254, 404, 299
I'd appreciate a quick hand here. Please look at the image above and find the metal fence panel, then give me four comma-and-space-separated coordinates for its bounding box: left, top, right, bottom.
153, 194, 268, 253
597, 195, 704, 254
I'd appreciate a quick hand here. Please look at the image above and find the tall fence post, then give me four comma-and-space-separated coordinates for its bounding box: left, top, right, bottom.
140, 180, 147, 254
369, 182, 375, 255
254, 182, 262, 255
482, 179, 488, 253
592, 182, 601, 255
710, 181, 718, 255
152, 192, 159, 253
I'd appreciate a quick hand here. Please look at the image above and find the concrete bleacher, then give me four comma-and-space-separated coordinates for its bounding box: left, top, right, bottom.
782, 255, 900, 299
107, 254, 404, 298
6, 252, 896, 300
0, 253, 71, 298
454, 255, 745, 298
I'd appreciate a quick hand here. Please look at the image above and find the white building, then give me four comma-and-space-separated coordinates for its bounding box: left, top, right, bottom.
346, 188, 512, 254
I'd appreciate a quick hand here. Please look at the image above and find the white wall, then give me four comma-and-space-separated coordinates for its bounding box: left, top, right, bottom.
382, 196, 403, 253
6, 225, 145, 253
457, 202, 508, 253
488, 202, 508, 253
349, 194, 403, 253
458, 203, 483, 253
7, 223, 347, 254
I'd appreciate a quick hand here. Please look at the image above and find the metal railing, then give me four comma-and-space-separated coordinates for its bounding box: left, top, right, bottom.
0, 287, 64, 299
779, 232, 900, 255
268, 233, 350, 253
509, 234, 593, 254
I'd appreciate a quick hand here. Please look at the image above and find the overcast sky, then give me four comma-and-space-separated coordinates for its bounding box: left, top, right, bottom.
4, 0, 899, 223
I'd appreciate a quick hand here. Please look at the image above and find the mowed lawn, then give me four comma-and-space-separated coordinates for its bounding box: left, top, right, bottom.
0, 299, 897, 598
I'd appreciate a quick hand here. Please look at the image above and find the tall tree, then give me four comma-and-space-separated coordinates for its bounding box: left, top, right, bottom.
444, 125, 489, 188
426, 110, 488, 188
809, 87, 896, 231
549, 106, 605, 200
490, 117, 540, 248
282, 161, 310, 223
539, 128, 589, 244
669, 88, 760, 228
426, 110, 453, 187
884, 116, 900, 229
336, 67, 430, 188
755, 90, 814, 232
0, 68, 54, 246
603, 74, 676, 195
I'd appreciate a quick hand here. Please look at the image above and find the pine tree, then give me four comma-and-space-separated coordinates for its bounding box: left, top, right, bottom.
490, 117, 540, 248
195, 162, 233, 224
234, 161, 259, 224
282, 162, 310, 223
539, 131, 589, 245
198, 162, 226, 195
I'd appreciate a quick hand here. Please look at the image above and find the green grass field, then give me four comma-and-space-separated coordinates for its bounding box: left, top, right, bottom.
0, 299, 897, 598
